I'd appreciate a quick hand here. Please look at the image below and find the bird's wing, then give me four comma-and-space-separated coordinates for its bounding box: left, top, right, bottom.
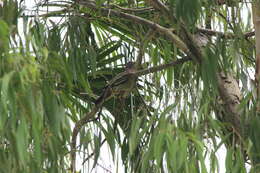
95, 69, 137, 104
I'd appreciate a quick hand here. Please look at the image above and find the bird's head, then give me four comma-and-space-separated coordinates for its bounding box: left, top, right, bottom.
125, 62, 135, 69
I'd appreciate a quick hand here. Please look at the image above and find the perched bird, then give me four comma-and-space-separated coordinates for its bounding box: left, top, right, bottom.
194, 33, 209, 48
95, 62, 138, 105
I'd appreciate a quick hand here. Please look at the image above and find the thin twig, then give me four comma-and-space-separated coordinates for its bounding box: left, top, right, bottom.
197, 28, 255, 39
135, 56, 192, 76
110, 4, 154, 12
82, 139, 107, 165
91, 159, 113, 173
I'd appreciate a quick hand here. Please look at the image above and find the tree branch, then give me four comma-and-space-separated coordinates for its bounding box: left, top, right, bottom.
82, 139, 106, 165
135, 56, 192, 76
77, 0, 190, 55
197, 28, 255, 39
103, 56, 192, 84
110, 4, 154, 13
217, 72, 242, 136
70, 105, 101, 173
147, 0, 245, 142
146, 0, 202, 63
146, 0, 173, 21
252, 2, 260, 112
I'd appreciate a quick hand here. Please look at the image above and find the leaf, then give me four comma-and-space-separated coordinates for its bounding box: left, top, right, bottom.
0, 0, 18, 26
175, 0, 202, 26
129, 116, 142, 156
121, 138, 129, 164
97, 54, 124, 67
88, 46, 97, 76
98, 41, 122, 60
93, 132, 102, 168
167, 67, 173, 86
249, 116, 260, 163
153, 131, 164, 165
78, 74, 95, 97
47, 26, 61, 52
177, 136, 188, 170
161, 103, 177, 117
1, 71, 15, 111
15, 117, 29, 167
96, 118, 116, 161
0, 19, 9, 52
152, 46, 159, 66
201, 47, 218, 91
166, 133, 175, 171
42, 82, 65, 137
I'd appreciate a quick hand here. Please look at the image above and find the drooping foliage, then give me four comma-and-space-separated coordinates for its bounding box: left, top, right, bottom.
0, 0, 259, 173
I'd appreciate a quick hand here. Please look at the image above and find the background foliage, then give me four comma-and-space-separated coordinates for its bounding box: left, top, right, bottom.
0, 0, 259, 172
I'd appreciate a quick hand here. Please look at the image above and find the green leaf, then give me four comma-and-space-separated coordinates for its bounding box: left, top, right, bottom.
249, 116, 260, 164
166, 133, 175, 171
97, 54, 124, 67
161, 103, 177, 117
93, 133, 102, 168
0, 19, 9, 52
88, 46, 97, 76
175, 0, 202, 26
167, 67, 173, 86
177, 136, 188, 170
129, 117, 142, 156
152, 46, 159, 66
48, 26, 61, 52
98, 41, 122, 60
201, 47, 218, 91
42, 82, 65, 136
1, 71, 15, 111
15, 117, 29, 167
96, 118, 116, 161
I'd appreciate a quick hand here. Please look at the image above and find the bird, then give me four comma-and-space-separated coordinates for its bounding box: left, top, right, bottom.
95, 62, 138, 105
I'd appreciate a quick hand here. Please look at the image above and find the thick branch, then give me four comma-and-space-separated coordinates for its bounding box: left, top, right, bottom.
148, 0, 245, 142
217, 72, 242, 136
147, 0, 203, 63
252, 2, 260, 112
78, 1, 189, 54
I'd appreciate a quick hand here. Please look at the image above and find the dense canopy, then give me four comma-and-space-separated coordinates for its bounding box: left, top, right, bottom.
0, 0, 260, 172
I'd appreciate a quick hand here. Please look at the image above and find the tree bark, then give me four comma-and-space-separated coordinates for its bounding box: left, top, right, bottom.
252, 2, 260, 112
217, 72, 242, 138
